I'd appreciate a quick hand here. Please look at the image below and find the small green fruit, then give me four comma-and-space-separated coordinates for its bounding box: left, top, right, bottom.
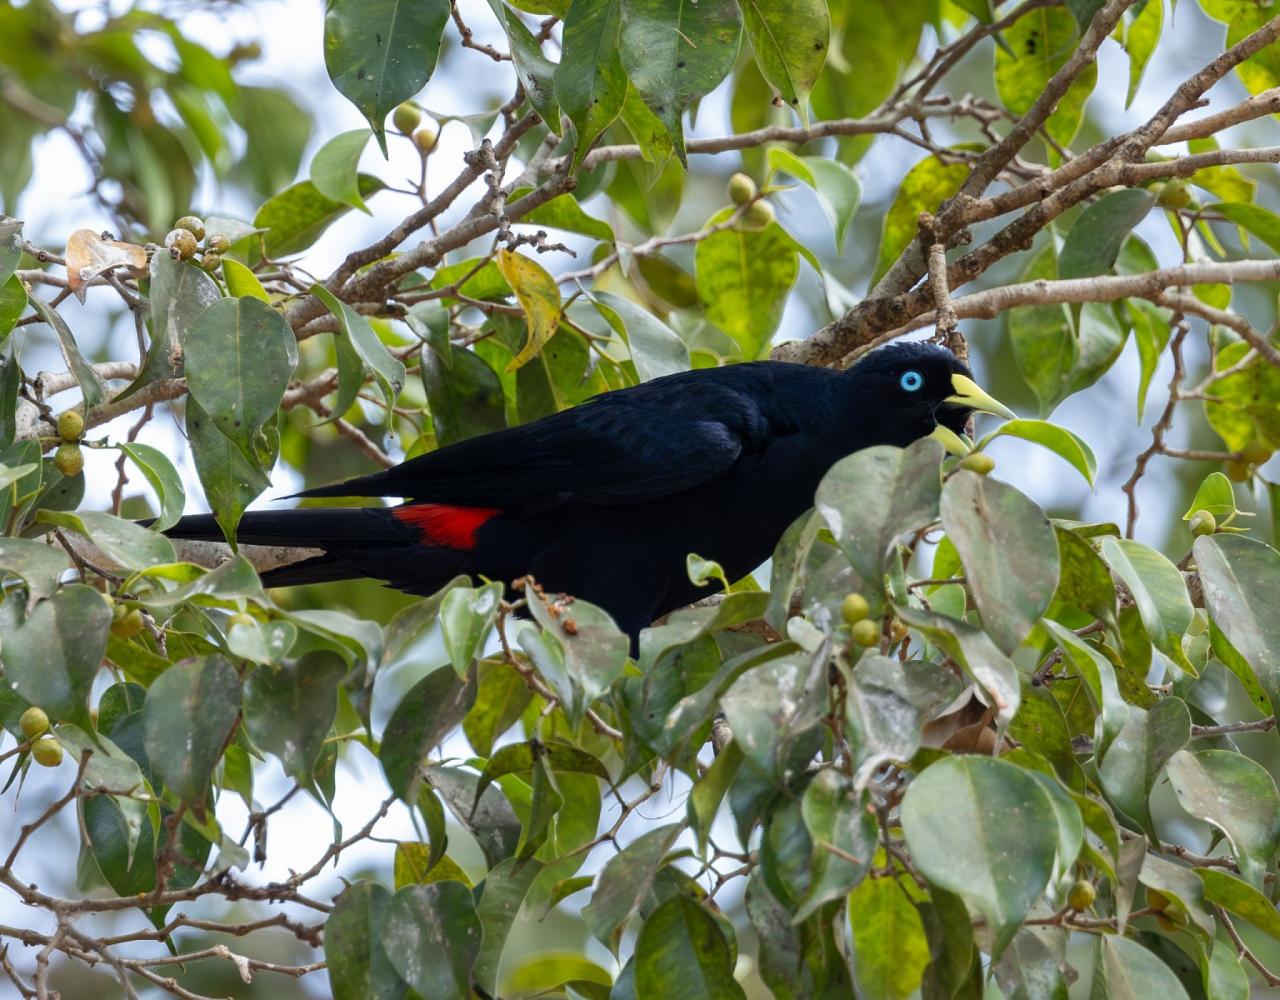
849, 618, 880, 648
1189, 510, 1216, 537
728, 172, 757, 206
54, 442, 83, 477
888, 618, 909, 645
1067, 879, 1096, 910
742, 200, 775, 230
174, 216, 206, 241
201, 253, 223, 271
1241, 441, 1273, 466
205, 234, 231, 255
393, 102, 422, 134
841, 593, 870, 624
31, 737, 63, 768
412, 128, 438, 154
56, 410, 84, 442
110, 607, 145, 639
1155, 178, 1191, 210
958, 452, 996, 475
19, 707, 50, 740
165, 228, 198, 261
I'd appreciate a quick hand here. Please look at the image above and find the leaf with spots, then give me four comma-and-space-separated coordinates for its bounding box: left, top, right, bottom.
183, 296, 296, 474
739, 0, 829, 123
323, 0, 450, 155
619, 0, 742, 163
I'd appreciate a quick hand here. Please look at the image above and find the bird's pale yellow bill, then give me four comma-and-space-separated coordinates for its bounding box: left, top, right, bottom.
944, 373, 1017, 421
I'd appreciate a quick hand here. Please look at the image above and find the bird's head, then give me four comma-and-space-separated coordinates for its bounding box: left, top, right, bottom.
845, 341, 1015, 446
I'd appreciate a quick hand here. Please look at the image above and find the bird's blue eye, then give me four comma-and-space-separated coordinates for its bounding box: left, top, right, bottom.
900, 370, 923, 392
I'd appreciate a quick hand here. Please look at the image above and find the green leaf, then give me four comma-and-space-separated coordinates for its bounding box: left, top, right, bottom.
1228, 3, 1280, 95
1051, 525, 1118, 625
1009, 244, 1075, 415
873, 153, 969, 285
0, 536, 71, 607
1198, 868, 1280, 940
894, 605, 1022, 734
421, 344, 507, 446
1097, 697, 1190, 842
183, 296, 296, 470
687, 740, 743, 852
1123, 0, 1162, 107
521, 593, 629, 728
324, 882, 405, 1000
941, 470, 1059, 654
618, 0, 742, 161
0, 216, 21, 286
995, 5, 1097, 148
243, 652, 344, 787
38, 509, 175, 570
474, 858, 544, 993
795, 768, 876, 921
0, 584, 109, 730
721, 647, 826, 779
119, 442, 186, 532
508, 188, 615, 242
1166, 749, 1280, 888
1059, 189, 1156, 280
582, 823, 682, 945
310, 129, 374, 212
394, 842, 470, 888
486, 0, 561, 133
323, 0, 450, 154
1127, 299, 1171, 420
463, 660, 534, 757
254, 177, 385, 258
1043, 620, 1127, 756
634, 895, 746, 999
846, 872, 930, 1000
27, 295, 106, 413
555, 0, 627, 170
901, 755, 1059, 956
312, 283, 406, 415
1202, 937, 1250, 1000
590, 292, 690, 382
1101, 537, 1195, 673
738, 0, 829, 122
439, 581, 502, 677
1139, 852, 1215, 937
1184, 472, 1238, 520
383, 882, 482, 1000
815, 438, 944, 596
381, 666, 475, 801
693, 207, 799, 358
1094, 935, 1191, 1000
0, 274, 26, 341
1194, 534, 1280, 718
143, 655, 241, 805
768, 147, 862, 250
123, 250, 221, 397
1211, 201, 1280, 254
227, 617, 298, 666
222, 258, 270, 302
425, 766, 522, 868
184, 401, 276, 546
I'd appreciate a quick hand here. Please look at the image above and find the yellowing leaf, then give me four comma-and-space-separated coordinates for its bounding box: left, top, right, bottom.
65, 229, 147, 302
497, 249, 563, 372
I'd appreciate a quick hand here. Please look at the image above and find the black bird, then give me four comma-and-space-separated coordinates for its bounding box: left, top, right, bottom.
165, 342, 1012, 645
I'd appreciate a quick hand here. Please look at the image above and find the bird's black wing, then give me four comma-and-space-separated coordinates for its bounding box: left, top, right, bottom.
295, 374, 772, 511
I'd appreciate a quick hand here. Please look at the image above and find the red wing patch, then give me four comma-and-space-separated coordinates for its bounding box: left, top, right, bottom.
393, 504, 500, 549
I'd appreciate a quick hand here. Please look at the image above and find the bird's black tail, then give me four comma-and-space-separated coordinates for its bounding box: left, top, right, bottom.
164, 507, 471, 593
